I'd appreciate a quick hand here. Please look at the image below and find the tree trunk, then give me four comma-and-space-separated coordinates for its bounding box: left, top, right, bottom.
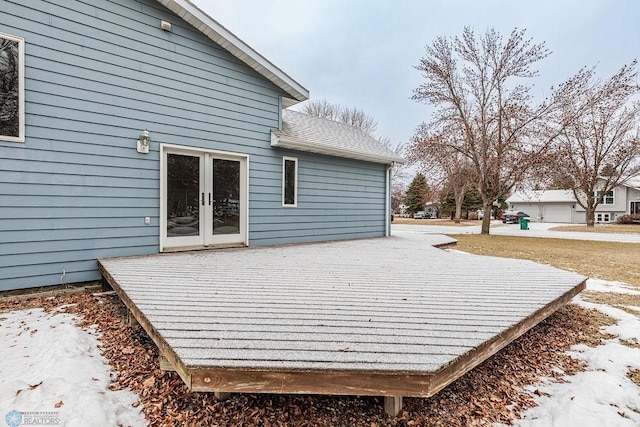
454, 190, 465, 224
585, 205, 595, 227
480, 201, 492, 235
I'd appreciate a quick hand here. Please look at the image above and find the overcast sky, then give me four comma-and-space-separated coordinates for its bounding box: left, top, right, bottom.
193, 0, 639, 149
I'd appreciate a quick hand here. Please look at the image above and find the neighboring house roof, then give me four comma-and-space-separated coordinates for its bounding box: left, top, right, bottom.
506, 190, 577, 204
157, 0, 309, 107
508, 175, 640, 204
271, 110, 407, 165
622, 176, 640, 190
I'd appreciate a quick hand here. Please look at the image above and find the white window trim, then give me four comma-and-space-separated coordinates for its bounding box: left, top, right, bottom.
604, 190, 614, 205
595, 190, 614, 205
0, 32, 25, 143
282, 156, 298, 207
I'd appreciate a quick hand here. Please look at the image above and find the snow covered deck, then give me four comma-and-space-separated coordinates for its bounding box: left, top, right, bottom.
98, 233, 585, 416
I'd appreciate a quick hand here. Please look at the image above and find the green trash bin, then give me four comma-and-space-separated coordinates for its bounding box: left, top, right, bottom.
519, 217, 530, 230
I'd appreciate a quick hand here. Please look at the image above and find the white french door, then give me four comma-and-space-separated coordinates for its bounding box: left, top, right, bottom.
161, 145, 248, 251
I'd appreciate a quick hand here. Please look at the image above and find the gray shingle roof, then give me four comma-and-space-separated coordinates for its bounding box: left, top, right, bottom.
623, 176, 640, 190
506, 190, 577, 204
271, 110, 406, 164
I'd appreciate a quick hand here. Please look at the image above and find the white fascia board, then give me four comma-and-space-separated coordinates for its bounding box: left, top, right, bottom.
271, 133, 407, 165
159, 0, 309, 105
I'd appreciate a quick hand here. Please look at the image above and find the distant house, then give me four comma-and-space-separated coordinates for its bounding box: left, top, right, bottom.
395, 203, 408, 215
506, 178, 640, 223
423, 202, 439, 218
0, 0, 403, 291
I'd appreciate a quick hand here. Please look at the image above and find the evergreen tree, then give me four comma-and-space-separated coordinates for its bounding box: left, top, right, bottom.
405, 173, 430, 215
438, 186, 483, 218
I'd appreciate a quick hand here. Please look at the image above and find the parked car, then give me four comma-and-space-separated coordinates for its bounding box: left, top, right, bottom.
413, 211, 432, 219
502, 211, 530, 224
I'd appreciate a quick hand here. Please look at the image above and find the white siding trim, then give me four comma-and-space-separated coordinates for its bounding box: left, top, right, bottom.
0, 31, 25, 143
272, 134, 403, 165
385, 165, 391, 236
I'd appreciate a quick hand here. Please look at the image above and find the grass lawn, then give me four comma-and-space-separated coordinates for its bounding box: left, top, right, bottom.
550, 224, 640, 234
393, 217, 478, 226
450, 234, 640, 288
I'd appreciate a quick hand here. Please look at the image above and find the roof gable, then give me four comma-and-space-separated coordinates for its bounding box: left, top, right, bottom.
156, 0, 308, 107
271, 110, 406, 165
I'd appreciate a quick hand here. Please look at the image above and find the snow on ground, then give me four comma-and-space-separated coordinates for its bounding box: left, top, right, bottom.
0, 306, 146, 427
392, 221, 640, 243
586, 278, 640, 295
515, 279, 640, 427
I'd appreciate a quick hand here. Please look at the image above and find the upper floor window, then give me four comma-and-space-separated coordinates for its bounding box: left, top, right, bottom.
282, 157, 298, 207
595, 190, 614, 205
0, 32, 25, 142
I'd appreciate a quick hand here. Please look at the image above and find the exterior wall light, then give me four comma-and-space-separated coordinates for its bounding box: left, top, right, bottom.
137, 129, 150, 154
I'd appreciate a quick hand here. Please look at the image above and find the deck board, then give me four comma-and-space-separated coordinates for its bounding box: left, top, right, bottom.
99, 233, 585, 398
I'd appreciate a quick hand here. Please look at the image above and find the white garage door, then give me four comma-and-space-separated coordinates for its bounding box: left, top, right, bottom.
543, 205, 572, 223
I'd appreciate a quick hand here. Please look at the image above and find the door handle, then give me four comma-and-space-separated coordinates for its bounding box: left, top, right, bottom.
209, 193, 212, 206
201, 192, 205, 206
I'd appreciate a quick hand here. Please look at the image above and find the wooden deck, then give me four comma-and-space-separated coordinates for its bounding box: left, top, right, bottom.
98, 233, 585, 416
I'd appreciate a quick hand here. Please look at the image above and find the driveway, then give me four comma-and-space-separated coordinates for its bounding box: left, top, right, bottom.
392, 221, 640, 243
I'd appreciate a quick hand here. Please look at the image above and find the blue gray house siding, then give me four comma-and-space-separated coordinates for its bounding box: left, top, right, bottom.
0, 0, 388, 292
250, 152, 387, 245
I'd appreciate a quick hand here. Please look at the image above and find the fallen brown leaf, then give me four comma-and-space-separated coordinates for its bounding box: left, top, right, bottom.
0, 290, 616, 427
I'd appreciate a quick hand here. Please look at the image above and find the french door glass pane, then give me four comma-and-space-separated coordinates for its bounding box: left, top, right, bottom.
213, 159, 240, 235
167, 154, 200, 237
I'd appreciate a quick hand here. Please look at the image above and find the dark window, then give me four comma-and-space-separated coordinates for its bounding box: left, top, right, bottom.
0, 33, 23, 140
283, 157, 297, 206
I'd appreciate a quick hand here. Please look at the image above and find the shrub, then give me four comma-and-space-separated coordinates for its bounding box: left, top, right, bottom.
616, 214, 634, 224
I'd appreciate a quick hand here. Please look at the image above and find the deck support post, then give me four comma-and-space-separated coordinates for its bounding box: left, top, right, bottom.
384, 396, 403, 417
101, 276, 112, 292
215, 392, 231, 401
158, 354, 175, 372
127, 309, 139, 328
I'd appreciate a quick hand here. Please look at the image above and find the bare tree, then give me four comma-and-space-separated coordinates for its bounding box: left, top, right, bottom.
301, 99, 378, 135
411, 27, 584, 234
338, 106, 378, 134
410, 128, 475, 223
378, 136, 408, 185
300, 99, 339, 120
391, 185, 405, 214
544, 61, 640, 226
